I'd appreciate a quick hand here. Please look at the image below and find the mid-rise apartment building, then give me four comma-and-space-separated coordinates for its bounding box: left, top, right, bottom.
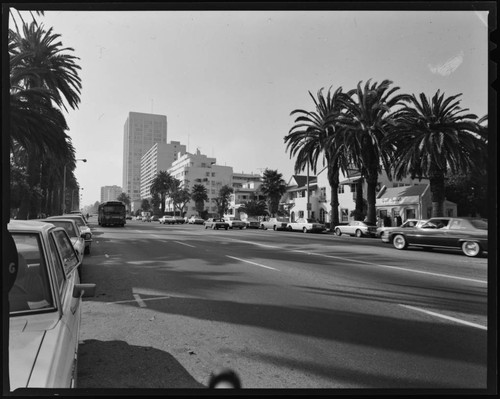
100, 185, 122, 203
122, 112, 167, 211
166, 149, 233, 216
140, 141, 187, 199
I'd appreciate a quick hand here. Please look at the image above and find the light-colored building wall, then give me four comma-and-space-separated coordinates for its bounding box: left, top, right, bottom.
100, 185, 122, 203
140, 141, 187, 199
228, 172, 265, 217
166, 149, 233, 216
122, 112, 167, 211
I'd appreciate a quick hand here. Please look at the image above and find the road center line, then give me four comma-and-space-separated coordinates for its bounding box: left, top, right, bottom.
400, 304, 487, 330
226, 255, 279, 271
107, 296, 172, 305
173, 241, 196, 248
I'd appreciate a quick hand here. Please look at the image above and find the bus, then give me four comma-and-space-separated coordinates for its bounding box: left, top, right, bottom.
98, 201, 126, 227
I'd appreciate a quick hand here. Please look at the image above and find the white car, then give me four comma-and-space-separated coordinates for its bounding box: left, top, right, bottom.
188, 216, 205, 224
7, 220, 96, 389
223, 217, 247, 229
377, 219, 428, 243
334, 221, 378, 237
48, 215, 92, 254
260, 217, 289, 231
286, 218, 326, 233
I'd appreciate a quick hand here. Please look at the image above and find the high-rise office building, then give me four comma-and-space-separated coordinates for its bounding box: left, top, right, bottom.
100, 185, 123, 202
122, 112, 167, 210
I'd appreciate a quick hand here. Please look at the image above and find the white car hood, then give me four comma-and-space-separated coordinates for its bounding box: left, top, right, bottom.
9, 315, 58, 390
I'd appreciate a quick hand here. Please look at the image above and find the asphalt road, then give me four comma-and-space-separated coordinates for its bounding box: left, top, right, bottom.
76, 217, 488, 390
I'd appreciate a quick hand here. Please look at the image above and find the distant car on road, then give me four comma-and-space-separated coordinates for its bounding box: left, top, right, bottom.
334, 221, 378, 237
260, 217, 289, 231
287, 218, 326, 233
204, 218, 229, 230
388, 217, 488, 257
188, 216, 205, 224
223, 217, 246, 229
159, 215, 175, 224
245, 218, 261, 229
8, 220, 96, 389
378, 219, 428, 242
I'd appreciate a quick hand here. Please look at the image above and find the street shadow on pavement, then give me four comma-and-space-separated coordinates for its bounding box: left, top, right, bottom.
77, 339, 206, 389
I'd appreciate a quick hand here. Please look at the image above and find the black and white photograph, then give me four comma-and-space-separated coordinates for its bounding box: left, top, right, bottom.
2, 1, 496, 394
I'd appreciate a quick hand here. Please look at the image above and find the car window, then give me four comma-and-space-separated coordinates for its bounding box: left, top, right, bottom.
48, 232, 66, 294
52, 230, 80, 275
9, 233, 54, 314
49, 221, 77, 237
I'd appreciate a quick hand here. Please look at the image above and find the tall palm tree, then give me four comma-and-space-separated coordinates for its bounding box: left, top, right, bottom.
285, 87, 353, 227
336, 79, 411, 224
385, 90, 484, 217
191, 184, 209, 217
259, 169, 287, 217
9, 22, 82, 218
150, 171, 174, 215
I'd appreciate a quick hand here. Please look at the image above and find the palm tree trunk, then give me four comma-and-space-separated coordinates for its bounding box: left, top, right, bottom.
354, 179, 364, 221
366, 174, 378, 224
327, 166, 340, 228
429, 172, 446, 217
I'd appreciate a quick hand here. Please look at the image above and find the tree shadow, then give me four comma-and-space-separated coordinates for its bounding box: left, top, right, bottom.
77, 339, 206, 389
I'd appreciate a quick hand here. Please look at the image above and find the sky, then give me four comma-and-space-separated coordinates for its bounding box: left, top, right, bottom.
10, 6, 490, 208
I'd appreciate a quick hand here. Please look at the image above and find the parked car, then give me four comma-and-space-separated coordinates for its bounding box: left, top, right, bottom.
334, 221, 378, 237
388, 217, 488, 257
245, 218, 261, 229
223, 217, 246, 229
142, 215, 152, 222
260, 217, 289, 231
204, 218, 229, 230
48, 215, 92, 254
7, 220, 96, 389
174, 216, 186, 224
40, 218, 87, 261
377, 219, 428, 242
287, 218, 326, 233
136, 215, 142, 220
159, 215, 175, 224
151, 215, 159, 222
188, 216, 205, 224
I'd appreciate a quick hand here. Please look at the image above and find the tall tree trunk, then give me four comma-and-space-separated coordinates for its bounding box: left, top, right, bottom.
429, 172, 446, 217
327, 165, 340, 228
354, 178, 364, 221
366, 173, 378, 224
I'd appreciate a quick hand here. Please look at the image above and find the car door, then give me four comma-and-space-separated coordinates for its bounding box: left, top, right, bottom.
47, 229, 82, 387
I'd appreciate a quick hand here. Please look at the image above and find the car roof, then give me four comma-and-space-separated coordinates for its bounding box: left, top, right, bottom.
8, 219, 58, 234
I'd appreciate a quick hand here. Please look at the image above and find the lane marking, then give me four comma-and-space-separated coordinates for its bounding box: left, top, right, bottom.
227, 239, 281, 249
107, 296, 172, 305
173, 241, 196, 248
227, 241, 486, 285
226, 255, 279, 271
400, 304, 487, 330
133, 294, 147, 308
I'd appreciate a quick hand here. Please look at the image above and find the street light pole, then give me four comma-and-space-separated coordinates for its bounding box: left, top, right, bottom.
62, 158, 87, 214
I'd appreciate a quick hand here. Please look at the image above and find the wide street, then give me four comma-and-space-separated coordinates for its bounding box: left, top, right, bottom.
76, 217, 488, 390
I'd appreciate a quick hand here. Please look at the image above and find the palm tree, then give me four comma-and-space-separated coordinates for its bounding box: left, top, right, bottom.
191, 184, 209, 217
150, 171, 174, 215
214, 185, 233, 217
259, 169, 287, 217
385, 90, 484, 217
336, 79, 411, 224
285, 87, 353, 228
9, 22, 82, 218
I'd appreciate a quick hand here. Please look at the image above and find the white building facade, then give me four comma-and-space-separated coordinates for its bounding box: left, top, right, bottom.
122, 112, 167, 211
140, 141, 187, 199
166, 149, 233, 216
100, 185, 123, 203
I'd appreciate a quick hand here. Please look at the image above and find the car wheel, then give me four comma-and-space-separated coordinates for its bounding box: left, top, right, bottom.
303, 227, 308, 233
225, 227, 229, 230
393, 234, 408, 250
355, 229, 363, 238
335, 228, 342, 236
462, 241, 482, 257
261, 224, 267, 230
273, 225, 277, 231
287, 226, 293, 231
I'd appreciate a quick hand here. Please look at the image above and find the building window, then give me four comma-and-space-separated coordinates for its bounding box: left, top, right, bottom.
341, 208, 349, 222
298, 210, 304, 218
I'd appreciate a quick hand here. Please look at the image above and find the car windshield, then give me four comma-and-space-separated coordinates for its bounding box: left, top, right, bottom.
9, 233, 54, 314
46, 220, 77, 237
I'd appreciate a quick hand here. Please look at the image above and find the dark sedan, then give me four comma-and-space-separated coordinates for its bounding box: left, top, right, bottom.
388, 217, 488, 257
